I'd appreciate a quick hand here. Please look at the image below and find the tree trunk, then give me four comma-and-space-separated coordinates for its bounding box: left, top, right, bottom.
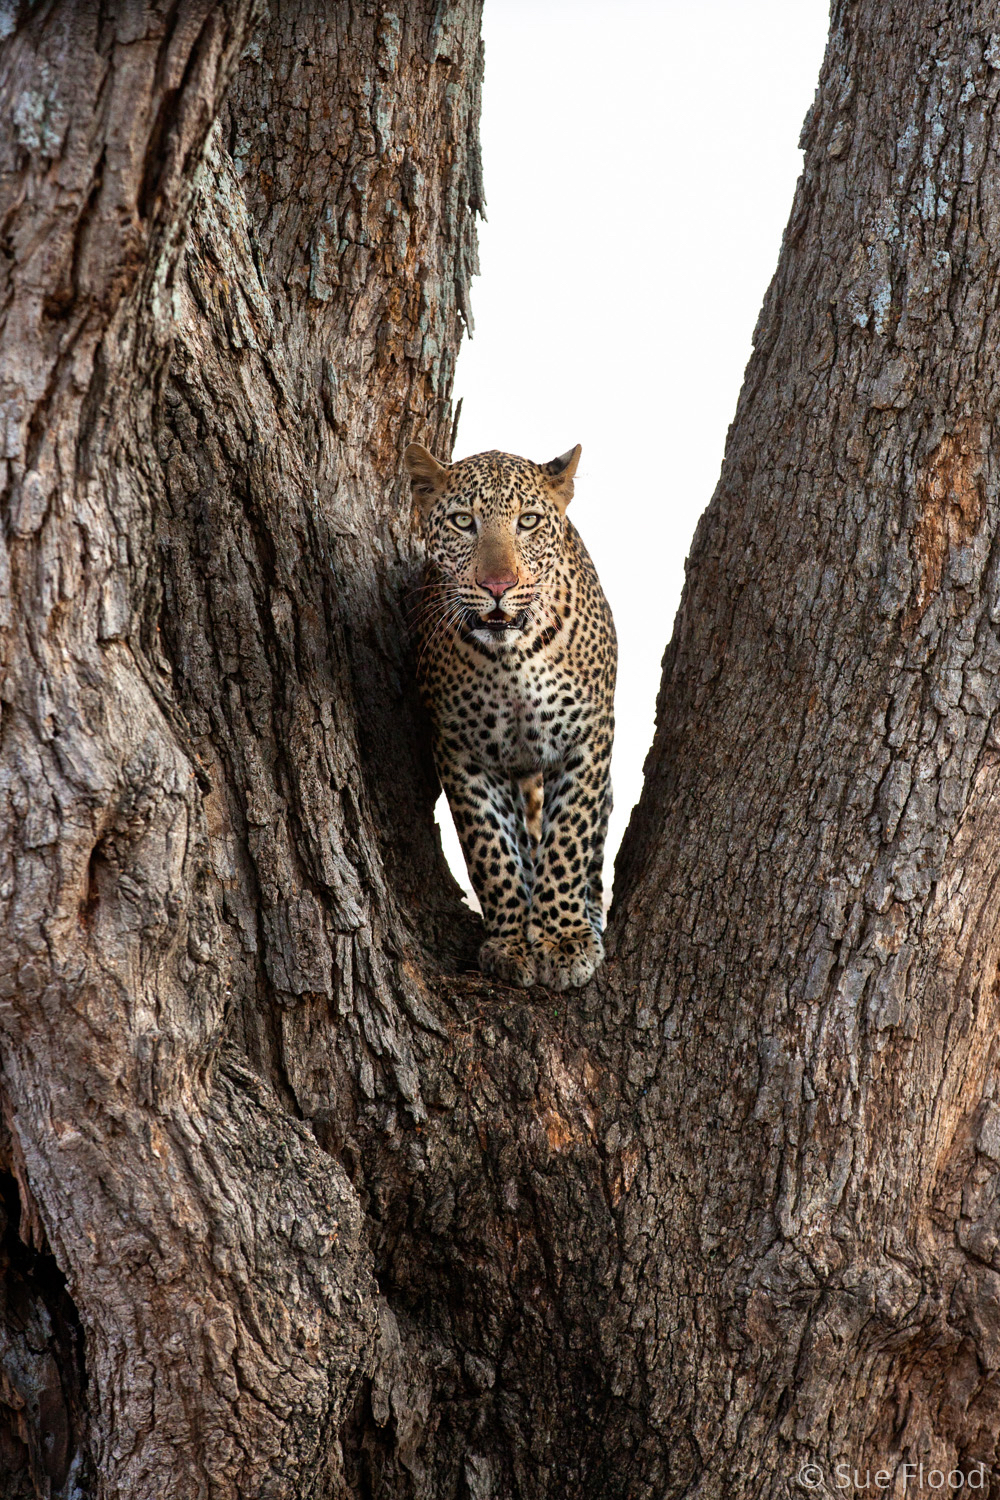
609, 2, 1000, 1491
0, 3, 482, 1495
4, 1, 1000, 1498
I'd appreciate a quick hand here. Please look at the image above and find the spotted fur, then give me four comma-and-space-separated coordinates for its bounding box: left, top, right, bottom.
404, 442, 617, 990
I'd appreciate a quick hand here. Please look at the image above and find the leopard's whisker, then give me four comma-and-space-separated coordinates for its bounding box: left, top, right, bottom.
416, 593, 466, 669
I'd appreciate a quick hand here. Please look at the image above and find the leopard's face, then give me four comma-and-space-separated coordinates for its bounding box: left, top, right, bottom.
404, 446, 580, 648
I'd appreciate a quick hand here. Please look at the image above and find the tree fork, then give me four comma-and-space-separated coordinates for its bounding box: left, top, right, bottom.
4, 1, 1000, 1498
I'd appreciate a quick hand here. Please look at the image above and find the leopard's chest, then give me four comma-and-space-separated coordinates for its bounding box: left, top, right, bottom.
437, 649, 591, 775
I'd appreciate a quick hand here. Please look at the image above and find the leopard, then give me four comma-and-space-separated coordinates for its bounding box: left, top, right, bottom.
404, 440, 617, 991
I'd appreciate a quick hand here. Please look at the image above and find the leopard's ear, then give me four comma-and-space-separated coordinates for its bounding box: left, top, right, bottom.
404, 443, 448, 516
541, 444, 581, 513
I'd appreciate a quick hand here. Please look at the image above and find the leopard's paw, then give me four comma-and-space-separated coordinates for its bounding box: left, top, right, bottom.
532, 930, 604, 992
479, 936, 537, 989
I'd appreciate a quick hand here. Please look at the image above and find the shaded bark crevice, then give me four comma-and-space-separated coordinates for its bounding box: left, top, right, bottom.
0, 1156, 90, 1500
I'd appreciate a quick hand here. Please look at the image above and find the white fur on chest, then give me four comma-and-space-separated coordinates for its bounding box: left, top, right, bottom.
476, 654, 585, 772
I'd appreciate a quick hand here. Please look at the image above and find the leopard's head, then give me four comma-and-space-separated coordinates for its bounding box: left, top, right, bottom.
403, 444, 580, 647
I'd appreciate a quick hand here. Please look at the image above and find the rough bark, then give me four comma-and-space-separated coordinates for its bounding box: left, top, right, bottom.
0, 3, 481, 1495
610, 2, 1000, 1492
5, 1, 1000, 1498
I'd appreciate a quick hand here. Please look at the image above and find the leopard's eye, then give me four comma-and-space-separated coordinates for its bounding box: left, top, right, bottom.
518, 512, 543, 532
449, 512, 476, 532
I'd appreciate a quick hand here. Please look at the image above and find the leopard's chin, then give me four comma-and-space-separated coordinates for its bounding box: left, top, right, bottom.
470, 626, 525, 647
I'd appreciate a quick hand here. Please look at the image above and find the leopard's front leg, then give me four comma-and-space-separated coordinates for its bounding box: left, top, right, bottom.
439, 757, 537, 987
528, 746, 611, 991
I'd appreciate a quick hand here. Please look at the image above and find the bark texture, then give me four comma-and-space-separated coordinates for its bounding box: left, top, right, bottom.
5, 1, 1000, 1498
611, 2, 1000, 1491
0, 3, 482, 1496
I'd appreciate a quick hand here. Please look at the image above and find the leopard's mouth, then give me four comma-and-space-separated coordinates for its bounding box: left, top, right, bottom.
468, 606, 530, 635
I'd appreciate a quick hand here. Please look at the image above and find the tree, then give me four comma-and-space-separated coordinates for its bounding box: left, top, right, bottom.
3, 0, 1000, 1496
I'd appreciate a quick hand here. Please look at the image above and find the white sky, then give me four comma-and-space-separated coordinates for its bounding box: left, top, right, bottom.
438, 0, 830, 902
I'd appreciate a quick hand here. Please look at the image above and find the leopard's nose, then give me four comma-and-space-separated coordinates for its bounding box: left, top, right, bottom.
477, 572, 517, 601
